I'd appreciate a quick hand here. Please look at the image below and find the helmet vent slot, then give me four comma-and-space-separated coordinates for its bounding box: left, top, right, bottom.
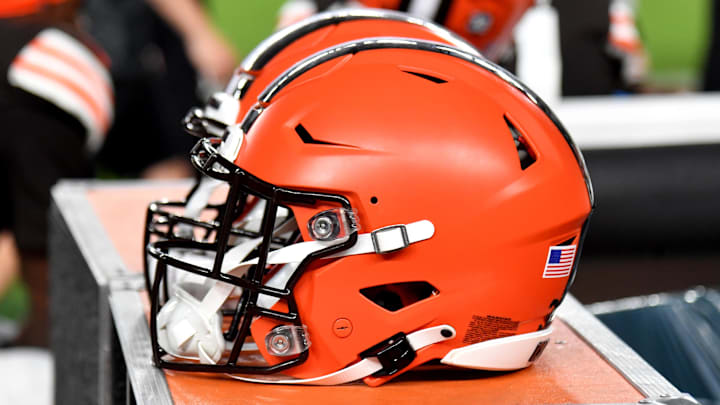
295, 124, 335, 145
360, 281, 438, 312
504, 115, 536, 170
294, 124, 356, 148
402, 70, 448, 84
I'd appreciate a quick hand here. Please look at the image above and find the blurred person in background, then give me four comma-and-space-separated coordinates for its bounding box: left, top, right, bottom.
1, 0, 238, 347
554, 0, 646, 95
83, 0, 237, 179
276, 0, 646, 98
277, 0, 534, 63
0, 0, 114, 346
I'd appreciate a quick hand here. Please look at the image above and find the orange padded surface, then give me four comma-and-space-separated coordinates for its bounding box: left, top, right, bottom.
86, 183, 644, 404
87, 184, 190, 273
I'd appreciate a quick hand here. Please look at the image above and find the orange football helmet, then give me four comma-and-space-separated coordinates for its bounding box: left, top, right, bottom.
143, 9, 479, 293
146, 36, 593, 386
357, 0, 535, 59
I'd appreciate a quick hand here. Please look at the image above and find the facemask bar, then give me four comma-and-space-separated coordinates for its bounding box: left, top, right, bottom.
143, 189, 254, 294
147, 137, 358, 375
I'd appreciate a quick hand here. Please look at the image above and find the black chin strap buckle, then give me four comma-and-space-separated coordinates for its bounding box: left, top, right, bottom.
359, 332, 417, 377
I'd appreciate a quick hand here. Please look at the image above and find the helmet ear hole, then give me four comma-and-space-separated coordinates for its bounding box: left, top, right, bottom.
370, 290, 404, 312
360, 282, 438, 312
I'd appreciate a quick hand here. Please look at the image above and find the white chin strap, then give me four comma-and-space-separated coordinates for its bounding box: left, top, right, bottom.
226, 326, 553, 385
156, 220, 436, 366
229, 324, 456, 385
181, 176, 224, 229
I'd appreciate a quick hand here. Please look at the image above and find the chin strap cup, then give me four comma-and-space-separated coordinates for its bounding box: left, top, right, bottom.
156, 287, 226, 364
440, 326, 553, 370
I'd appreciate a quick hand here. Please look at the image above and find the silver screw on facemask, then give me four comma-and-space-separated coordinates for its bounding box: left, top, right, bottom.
268, 333, 291, 356
313, 216, 335, 239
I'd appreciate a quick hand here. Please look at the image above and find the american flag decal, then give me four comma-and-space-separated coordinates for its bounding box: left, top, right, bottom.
543, 245, 577, 278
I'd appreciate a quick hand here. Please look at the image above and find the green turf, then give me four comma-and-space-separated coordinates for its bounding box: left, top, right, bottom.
0, 277, 29, 321
205, 0, 288, 58
204, 0, 714, 89
637, 0, 712, 88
